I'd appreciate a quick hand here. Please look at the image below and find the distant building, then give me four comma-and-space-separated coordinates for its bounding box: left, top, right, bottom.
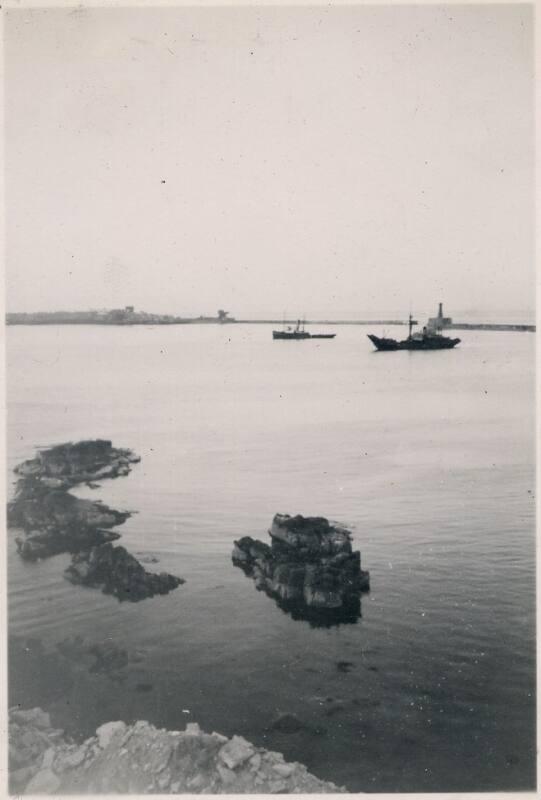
125, 306, 135, 313
427, 303, 452, 331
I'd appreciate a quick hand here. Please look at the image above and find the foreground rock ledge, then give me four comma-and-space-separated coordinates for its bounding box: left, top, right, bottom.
9, 708, 345, 794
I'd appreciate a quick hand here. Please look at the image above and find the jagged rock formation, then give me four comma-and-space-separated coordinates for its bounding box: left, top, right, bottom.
10, 490, 128, 561
8, 440, 183, 602
9, 708, 344, 794
8, 440, 139, 559
233, 514, 369, 626
65, 543, 184, 601
13, 439, 140, 487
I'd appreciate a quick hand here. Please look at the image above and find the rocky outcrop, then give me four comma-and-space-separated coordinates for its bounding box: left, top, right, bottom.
8, 441, 183, 602
233, 514, 369, 626
13, 439, 140, 488
8, 440, 139, 559
9, 708, 344, 794
65, 543, 184, 601
10, 492, 127, 560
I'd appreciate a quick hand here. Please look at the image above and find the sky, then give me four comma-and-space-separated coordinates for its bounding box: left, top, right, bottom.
4, 4, 535, 319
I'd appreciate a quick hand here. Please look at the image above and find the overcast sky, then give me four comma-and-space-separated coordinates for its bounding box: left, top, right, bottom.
5, 4, 534, 319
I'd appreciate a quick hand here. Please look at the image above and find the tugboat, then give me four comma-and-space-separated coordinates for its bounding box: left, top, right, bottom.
272, 319, 336, 340
367, 314, 460, 351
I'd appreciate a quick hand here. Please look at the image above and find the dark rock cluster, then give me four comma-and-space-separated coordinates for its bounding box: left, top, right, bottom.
233, 514, 369, 626
8, 440, 183, 602
65, 543, 184, 601
13, 439, 138, 484
8, 440, 138, 560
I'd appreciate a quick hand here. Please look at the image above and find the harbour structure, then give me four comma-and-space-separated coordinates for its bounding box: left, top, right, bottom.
427, 303, 453, 332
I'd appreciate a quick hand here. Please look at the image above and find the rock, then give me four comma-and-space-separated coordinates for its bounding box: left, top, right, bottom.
233, 514, 369, 625
9, 708, 344, 794
97, 721, 126, 749
41, 747, 55, 768
271, 713, 306, 734
10, 487, 129, 561
157, 769, 172, 789
268, 778, 288, 792
10, 765, 36, 788
30, 440, 137, 481
187, 773, 206, 789
88, 640, 130, 675
135, 683, 153, 692
9, 442, 135, 556
185, 723, 201, 736
8, 441, 186, 604
323, 700, 346, 717
25, 767, 61, 793
270, 514, 351, 556
10, 707, 51, 729
273, 762, 295, 777
249, 753, 261, 771
218, 736, 254, 769
15, 459, 42, 477
58, 745, 87, 769
217, 763, 236, 784
64, 543, 184, 602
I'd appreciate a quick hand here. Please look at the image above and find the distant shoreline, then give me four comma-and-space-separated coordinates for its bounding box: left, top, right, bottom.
5, 312, 536, 332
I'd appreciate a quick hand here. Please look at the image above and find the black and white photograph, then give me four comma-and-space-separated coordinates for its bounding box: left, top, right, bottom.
4, 1, 536, 795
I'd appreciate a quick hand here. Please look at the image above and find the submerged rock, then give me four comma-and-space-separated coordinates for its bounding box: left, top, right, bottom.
233, 514, 369, 626
9, 707, 345, 794
270, 713, 308, 734
55, 635, 131, 678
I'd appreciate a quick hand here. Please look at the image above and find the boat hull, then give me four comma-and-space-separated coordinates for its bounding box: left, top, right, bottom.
272, 331, 311, 340
272, 331, 335, 340
367, 334, 460, 351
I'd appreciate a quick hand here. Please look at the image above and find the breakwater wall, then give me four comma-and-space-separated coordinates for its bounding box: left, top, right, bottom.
445, 323, 535, 332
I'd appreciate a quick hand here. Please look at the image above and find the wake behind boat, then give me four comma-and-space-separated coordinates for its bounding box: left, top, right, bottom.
272, 320, 336, 340
368, 312, 460, 351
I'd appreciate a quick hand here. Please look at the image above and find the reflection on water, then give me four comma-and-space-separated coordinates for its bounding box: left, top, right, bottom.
6, 323, 536, 792
233, 559, 363, 628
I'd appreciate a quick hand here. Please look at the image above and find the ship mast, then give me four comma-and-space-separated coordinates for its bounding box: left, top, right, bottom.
408, 313, 414, 339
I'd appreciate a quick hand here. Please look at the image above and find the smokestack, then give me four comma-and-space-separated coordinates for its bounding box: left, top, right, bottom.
438, 303, 443, 318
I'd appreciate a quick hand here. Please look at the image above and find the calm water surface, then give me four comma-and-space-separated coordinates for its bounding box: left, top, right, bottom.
7, 323, 536, 792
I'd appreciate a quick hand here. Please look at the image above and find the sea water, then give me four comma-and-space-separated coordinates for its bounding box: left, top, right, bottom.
6, 323, 536, 792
